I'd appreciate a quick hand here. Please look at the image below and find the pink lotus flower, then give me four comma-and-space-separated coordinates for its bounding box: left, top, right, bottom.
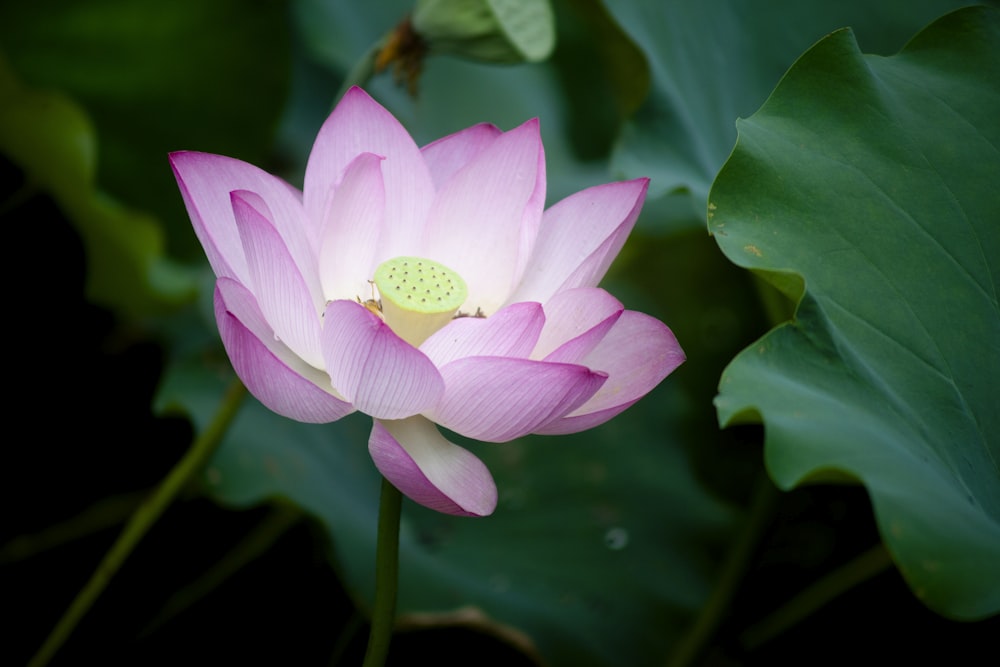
170, 87, 684, 517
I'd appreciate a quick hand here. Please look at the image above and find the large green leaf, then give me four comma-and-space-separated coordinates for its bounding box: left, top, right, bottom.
607, 0, 978, 229
710, 6, 1000, 620
157, 227, 763, 666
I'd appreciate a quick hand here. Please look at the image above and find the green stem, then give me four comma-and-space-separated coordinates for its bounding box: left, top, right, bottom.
28, 379, 247, 667
666, 474, 780, 667
362, 477, 403, 667
740, 542, 892, 651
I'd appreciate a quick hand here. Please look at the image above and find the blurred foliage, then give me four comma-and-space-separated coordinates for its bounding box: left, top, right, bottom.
412, 0, 556, 63
0, 57, 195, 318
0, 0, 292, 263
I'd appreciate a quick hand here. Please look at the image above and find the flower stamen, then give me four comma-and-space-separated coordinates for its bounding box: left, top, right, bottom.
373, 256, 467, 346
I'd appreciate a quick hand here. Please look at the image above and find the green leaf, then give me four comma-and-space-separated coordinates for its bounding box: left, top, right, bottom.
0, 0, 292, 260
607, 0, 977, 229
710, 6, 1000, 620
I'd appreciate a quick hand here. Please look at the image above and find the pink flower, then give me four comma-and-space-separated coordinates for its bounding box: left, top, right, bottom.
170, 87, 684, 517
